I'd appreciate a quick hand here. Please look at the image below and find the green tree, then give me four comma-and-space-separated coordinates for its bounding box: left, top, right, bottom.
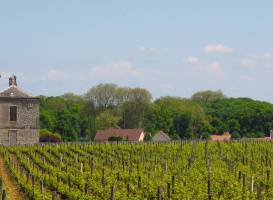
55, 109, 81, 141
95, 110, 120, 130
85, 83, 118, 110
173, 111, 193, 139
191, 90, 226, 104
227, 119, 241, 134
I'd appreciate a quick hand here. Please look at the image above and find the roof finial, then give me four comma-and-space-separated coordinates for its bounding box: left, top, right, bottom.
9, 75, 17, 87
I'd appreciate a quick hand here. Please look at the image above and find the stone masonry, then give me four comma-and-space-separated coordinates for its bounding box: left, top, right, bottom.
0, 75, 39, 145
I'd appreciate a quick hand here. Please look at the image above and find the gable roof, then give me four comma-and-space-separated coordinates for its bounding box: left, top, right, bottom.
0, 85, 31, 98
153, 131, 171, 141
94, 128, 144, 141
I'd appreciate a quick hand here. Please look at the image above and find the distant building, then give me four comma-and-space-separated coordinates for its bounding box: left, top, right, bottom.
0, 75, 39, 146
211, 132, 231, 142
152, 131, 171, 142
94, 128, 145, 142
264, 130, 273, 140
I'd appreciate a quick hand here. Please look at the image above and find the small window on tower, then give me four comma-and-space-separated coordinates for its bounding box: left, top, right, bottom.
28, 103, 33, 109
10, 106, 17, 121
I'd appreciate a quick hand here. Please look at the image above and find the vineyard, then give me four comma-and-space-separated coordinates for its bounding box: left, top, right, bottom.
0, 141, 273, 199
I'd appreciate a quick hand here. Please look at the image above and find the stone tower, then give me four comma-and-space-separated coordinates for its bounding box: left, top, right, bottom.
0, 75, 39, 145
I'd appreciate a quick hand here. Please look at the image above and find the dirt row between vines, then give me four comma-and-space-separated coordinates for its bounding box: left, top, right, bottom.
0, 157, 25, 200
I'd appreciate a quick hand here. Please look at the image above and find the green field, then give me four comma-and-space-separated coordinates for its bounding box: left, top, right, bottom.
1, 141, 273, 199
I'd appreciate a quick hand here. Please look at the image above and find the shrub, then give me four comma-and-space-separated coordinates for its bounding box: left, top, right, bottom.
39, 129, 62, 143
144, 133, 152, 141
201, 132, 211, 140
108, 136, 123, 142
231, 131, 241, 139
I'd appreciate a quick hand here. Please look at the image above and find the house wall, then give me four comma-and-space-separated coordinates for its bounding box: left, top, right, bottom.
153, 133, 170, 141
0, 98, 39, 146
138, 132, 145, 142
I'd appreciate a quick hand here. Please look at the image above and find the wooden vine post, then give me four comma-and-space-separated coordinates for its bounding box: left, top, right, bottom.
32, 176, 35, 193
242, 173, 246, 199
257, 183, 263, 200
138, 176, 142, 189
1, 190, 6, 200
167, 182, 171, 198
84, 182, 88, 195
90, 156, 94, 176
207, 157, 212, 200
40, 180, 44, 198
157, 186, 162, 200
127, 184, 130, 198
52, 190, 57, 200
110, 186, 115, 200
171, 175, 175, 195
68, 174, 71, 192
0, 178, 3, 193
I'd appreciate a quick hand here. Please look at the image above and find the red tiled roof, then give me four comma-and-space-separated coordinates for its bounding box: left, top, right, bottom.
211, 132, 231, 141
94, 128, 144, 141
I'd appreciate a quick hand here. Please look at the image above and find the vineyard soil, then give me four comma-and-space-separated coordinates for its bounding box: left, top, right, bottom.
0, 157, 25, 200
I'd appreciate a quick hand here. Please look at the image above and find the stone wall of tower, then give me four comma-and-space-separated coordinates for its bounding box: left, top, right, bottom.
0, 98, 39, 146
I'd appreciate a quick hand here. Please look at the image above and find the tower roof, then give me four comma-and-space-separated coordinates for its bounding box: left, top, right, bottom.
0, 75, 31, 98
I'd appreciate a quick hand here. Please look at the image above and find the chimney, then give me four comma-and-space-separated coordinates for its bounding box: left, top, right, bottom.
9, 75, 17, 87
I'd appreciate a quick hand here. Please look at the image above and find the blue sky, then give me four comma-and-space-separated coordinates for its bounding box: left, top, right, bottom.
0, 1, 273, 102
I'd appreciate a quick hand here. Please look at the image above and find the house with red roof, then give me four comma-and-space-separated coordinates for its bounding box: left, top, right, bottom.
210, 132, 231, 142
94, 128, 145, 142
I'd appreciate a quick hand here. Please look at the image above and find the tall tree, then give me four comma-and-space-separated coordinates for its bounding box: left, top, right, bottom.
119, 88, 152, 128
85, 83, 118, 110
95, 110, 120, 130
191, 90, 226, 104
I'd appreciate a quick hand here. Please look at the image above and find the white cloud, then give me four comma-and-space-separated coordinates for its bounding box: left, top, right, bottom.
240, 75, 252, 82
190, 60, 222, 75
90, 60, 142, 79
184, 56, 222, 75
184, 56, 200, 65
46, 69, 68, 81
138, 46, 161, 54
209, 61, 222, 74
239, 52, 273, 68
240, 59, 256, 67
262, 53, 273, 59
204, 44, 234, 54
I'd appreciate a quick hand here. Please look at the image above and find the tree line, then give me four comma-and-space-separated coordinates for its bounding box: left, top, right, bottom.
39, 84, 273, 141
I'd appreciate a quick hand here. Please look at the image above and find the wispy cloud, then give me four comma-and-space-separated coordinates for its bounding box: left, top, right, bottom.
240, 75, 253, 83
240, 59, 256, 67
138, 46, 161, 54
204, 44, 234, 54
184, 56, 200, 65
46, 69, 68, 81
90, 60, 143, 80
196, 61, 222, 75
208, 61, 222, 74
262, 52, 273, 59
184, 57, 222, 75
240, 52, 273, 67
